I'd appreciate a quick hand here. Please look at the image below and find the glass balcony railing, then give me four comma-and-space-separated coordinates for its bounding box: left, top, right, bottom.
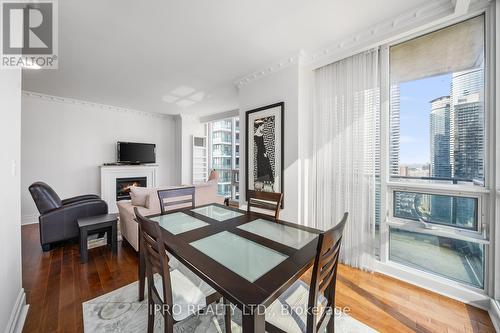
213, 164, 232, 169
212, 124, 232, 131
212, 137, 232, 145
212, 150, 232, 157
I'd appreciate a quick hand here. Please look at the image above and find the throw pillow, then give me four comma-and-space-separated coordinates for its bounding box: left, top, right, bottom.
130, 186, 149, 207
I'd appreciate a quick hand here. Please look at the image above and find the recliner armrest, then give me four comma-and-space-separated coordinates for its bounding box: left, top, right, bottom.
39, 199, 108, 245
62, 194, 101, 205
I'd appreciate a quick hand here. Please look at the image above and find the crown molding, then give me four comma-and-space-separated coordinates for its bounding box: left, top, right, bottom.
234, 0, 489, 87
303, 0, 454, 66
234, 50, 307, 89
307, 0, 490, 69
22, 91, 171, 119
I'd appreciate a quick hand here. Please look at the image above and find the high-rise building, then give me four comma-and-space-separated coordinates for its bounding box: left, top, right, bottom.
450, 69, 484, 183
429, 96, 451, 178
450, 69, 483, 228
210, 118, 240, 198
429, 96, 452, 223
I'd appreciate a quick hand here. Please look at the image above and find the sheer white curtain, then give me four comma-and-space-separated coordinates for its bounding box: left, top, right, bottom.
310, 49, 379, 271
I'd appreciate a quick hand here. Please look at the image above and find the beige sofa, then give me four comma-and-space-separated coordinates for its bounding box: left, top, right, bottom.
117, 172, 224, 251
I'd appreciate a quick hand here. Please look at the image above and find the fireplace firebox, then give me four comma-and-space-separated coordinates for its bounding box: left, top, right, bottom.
116, 177, 147, 201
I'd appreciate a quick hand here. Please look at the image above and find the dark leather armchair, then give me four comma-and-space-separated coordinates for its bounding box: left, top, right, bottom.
29, 182, 108, 251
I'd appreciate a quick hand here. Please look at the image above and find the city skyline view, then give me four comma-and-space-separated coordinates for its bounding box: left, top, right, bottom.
399, 73, 452, 166
394, 67, 484, 184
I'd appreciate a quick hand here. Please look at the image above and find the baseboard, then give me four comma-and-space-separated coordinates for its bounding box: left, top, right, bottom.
6, 289, 29, 333
21, 214, 38, 225
489, 299, 500, 332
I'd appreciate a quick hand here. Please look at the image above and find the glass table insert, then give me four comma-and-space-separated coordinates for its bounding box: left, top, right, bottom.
237, 219, 319, 249
189, 231, 288, 282
150, 212, 209, 235
191, 205, 244, 222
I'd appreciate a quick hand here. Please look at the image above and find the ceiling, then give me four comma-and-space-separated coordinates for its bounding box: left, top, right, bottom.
22, 0, 431, 116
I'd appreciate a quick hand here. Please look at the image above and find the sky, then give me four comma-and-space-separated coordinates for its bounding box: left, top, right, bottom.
398, 73, 452, 165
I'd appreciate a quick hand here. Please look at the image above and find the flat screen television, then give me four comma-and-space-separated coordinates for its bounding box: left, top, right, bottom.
117, 142, 156, 164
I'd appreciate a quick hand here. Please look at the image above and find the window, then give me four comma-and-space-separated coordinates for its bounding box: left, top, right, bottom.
389, 228, 484, 288
393, 191, 478, 230
208, 117, 240, 199
390, 15, 485, 185
381, 15, 488, 289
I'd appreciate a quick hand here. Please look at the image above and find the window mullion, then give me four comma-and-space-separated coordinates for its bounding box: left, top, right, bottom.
379, 44, 390, 263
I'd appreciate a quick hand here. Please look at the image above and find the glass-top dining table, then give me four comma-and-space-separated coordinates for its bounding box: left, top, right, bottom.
138, 203, 321, 332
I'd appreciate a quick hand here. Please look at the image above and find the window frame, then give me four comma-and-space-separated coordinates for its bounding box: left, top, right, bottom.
378, 8, 494, 294
391, 189, 480, 231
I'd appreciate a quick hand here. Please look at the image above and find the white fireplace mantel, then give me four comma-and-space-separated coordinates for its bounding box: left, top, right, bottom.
100, 165, 159, 213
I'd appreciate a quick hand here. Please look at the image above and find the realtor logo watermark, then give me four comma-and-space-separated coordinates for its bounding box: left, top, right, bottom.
1, 0, 58, 68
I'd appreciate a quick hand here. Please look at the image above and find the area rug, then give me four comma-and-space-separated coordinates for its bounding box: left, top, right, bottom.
82, 278, 377, 333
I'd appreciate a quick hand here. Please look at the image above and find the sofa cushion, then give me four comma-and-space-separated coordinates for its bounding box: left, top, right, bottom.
146, 188, 161, 210
130, 186, 149, 207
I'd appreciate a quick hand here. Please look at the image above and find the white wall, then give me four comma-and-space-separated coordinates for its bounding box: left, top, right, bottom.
239, 64, 306, 223
0, 70, 26, 332
21, 94, 179, 224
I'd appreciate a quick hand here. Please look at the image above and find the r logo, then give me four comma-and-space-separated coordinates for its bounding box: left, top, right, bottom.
2, 2, 53, 54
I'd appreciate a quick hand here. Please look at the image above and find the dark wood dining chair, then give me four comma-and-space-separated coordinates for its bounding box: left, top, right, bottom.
157, 186, 195, 214
135, 208, 221, 333
247, 190, 283, 220
304, 212, 348, 333
227, 212, 348, 333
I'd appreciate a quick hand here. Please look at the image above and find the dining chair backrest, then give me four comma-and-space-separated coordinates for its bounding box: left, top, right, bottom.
307, 212, 348, 333
247, 190, 283, 220
158, 186, 196, 214
135, 207, 175, 332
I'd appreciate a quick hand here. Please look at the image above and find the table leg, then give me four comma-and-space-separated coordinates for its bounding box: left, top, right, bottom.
138, 225, 146, 301
80, 229, 88, 264
107, 228, 112, 246
242, 307, 265, 333
111, 223, 117, 255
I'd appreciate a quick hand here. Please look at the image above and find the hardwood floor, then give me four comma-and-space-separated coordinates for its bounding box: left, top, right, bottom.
21, 223, 495, 333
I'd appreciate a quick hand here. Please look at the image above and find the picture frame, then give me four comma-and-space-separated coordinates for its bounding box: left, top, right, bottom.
245, 102, 284, 207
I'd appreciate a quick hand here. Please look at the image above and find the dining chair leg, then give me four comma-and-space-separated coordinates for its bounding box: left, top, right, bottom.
147, 296, 154, 333
164, 314, 169, 333
327, 314, 335, 333
223, 298, 232, 333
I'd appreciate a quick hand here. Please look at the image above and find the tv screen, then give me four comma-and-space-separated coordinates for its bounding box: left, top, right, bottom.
117, 142, 156, 164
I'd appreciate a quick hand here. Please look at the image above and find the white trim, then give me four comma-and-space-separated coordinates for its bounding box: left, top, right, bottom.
22, 91, 171, 119
21, 213, 38, 225
234, 51, 306, 88
489, 299, 500, 332
387, 181, 491, 195
387, 219, 489, 244
375, 261, 491, 309
5, 289, 29, 333
199, 109, 239, 123
455, 0, 472, 15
